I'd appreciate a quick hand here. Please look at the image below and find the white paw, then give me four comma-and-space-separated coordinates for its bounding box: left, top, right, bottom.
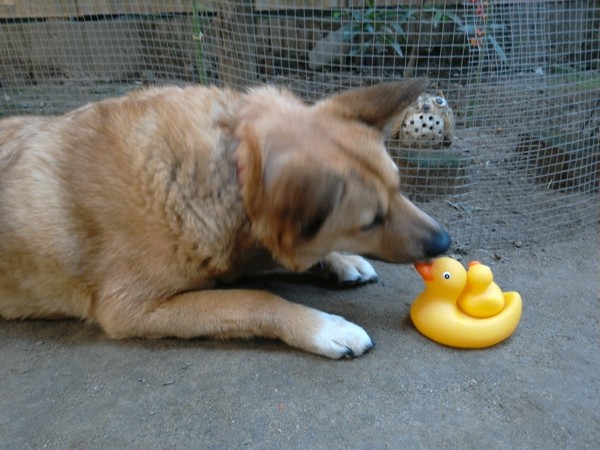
312, 311, 374, 359
316, 253, 379, 285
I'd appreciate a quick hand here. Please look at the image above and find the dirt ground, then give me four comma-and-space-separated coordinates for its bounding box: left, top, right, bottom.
1, 224, 598, 449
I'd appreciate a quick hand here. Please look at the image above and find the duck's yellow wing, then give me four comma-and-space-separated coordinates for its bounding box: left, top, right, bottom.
410, 291, 522, 348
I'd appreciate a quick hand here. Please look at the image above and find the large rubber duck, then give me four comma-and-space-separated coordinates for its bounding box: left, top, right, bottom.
410, 257, 522, 348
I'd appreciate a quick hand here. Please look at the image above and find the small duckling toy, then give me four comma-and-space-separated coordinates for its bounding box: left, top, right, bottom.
410, 257, 522, 348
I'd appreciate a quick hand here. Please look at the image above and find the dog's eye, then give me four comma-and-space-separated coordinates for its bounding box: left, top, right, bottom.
361, 211, 385, 231
300, 215, 327, 240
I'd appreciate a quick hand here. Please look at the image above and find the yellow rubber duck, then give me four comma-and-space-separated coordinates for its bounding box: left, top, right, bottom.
458, 261, 505, 318
410, 257, 522, 348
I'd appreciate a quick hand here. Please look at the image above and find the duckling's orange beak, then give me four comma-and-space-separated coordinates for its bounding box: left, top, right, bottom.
414, 261, 434, 282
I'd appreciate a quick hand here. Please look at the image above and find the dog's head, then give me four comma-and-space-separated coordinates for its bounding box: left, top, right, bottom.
231, 79, 451, 272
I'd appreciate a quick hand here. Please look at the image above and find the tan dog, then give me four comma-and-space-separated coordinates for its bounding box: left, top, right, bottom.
0, 79, 450, 358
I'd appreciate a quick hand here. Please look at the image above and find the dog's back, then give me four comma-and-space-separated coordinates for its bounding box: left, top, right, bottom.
0, 113, 88, 318
0, 86, 246, 320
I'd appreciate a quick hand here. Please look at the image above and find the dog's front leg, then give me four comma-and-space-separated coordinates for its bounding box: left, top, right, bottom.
95, 289, 373, 359
311, 252, 379, 286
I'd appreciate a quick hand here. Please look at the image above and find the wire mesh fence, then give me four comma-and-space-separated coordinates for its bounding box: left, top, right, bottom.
1, 0, 598, 250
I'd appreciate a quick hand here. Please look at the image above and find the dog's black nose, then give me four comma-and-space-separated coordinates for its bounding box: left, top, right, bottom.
424, 229, 452, 258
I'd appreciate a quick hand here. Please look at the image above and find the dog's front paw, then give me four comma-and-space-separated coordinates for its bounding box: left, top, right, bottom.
311, 311, 374, 359
312, 253, 378, 286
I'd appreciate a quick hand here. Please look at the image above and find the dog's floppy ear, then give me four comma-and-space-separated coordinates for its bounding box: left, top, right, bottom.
317, 78, 428, 134
266, 157, 345, 246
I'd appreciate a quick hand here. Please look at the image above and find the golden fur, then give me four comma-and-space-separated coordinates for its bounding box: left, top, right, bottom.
0, 79, 450, 358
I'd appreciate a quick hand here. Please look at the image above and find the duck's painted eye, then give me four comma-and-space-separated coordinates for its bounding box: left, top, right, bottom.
443, 272, 451, 280
434, 96, 447, 107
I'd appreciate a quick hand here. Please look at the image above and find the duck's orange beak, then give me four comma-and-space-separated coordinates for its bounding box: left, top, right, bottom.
414, 261, 434, 282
